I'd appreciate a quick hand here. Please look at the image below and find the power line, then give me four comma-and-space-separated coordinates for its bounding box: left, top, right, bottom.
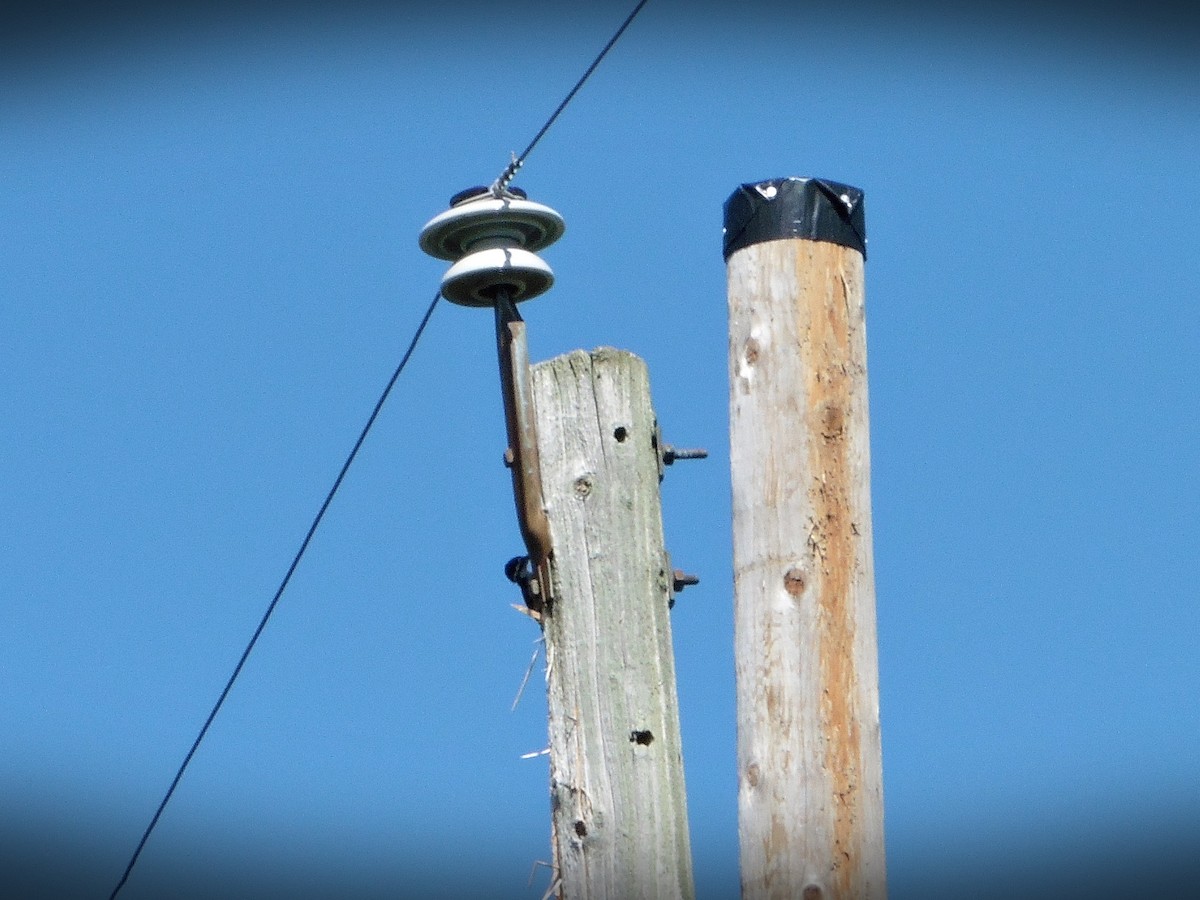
106, 290, 441, 900
492, 0, 651, 193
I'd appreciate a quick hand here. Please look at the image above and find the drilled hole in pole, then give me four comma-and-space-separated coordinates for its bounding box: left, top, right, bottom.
630, 729, 654, 746
613, 426, 628, 443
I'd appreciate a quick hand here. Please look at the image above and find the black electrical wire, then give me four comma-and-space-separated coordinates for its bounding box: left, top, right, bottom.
106, 290, 441, 900
492, 0, 651, 193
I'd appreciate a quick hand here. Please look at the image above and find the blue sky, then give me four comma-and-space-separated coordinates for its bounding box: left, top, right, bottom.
3, 2, 1198, 897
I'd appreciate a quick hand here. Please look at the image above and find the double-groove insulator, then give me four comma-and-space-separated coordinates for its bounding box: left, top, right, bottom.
418, 187, 565, 307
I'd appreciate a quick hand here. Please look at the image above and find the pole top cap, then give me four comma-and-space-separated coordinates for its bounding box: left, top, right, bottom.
723, 177, 866, 261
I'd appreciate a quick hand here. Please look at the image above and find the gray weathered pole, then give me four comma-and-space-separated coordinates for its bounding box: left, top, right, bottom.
531, 348, 695, 900
724, 177, 886, 900
418, 188, 693, 900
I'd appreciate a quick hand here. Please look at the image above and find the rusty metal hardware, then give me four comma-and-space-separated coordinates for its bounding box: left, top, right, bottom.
663, 446, 708, 464
662, 548, 700, 610
672, 570, 700, 592
494, 290, 552, 613
653, 420, 708, 482
668, 569, 699, 610
419, 189, 563, 615
504, 555, 543, 612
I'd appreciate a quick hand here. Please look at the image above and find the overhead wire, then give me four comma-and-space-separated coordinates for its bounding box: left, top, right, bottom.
491, 0, 651, 194
106, 290, 440, 900
107, 0, 651, 895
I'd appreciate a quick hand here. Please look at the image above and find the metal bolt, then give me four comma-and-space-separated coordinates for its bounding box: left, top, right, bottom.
505, 555, 531, 584
663, 445, 708, 465
672, 570, 700, 593
505, 554, 543, 610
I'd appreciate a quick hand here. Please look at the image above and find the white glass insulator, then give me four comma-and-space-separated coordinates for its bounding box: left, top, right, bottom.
419, 198, 565, 261
439, 246, 554, 307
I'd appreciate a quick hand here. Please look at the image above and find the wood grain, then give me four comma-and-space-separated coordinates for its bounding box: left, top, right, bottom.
728, 239, 886, 900
532, 348, 694, 900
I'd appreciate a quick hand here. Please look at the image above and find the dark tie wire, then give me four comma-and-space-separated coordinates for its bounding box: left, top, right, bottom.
491, 0, 651, 195
106, 290, 441, 900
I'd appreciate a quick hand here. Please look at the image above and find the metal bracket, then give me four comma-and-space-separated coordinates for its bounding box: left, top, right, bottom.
494, 291, 552, 613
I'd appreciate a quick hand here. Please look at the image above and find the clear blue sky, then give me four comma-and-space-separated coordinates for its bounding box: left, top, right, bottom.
3, 2, 1198, 897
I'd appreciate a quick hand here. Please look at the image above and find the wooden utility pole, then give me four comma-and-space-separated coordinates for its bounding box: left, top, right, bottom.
419, 188, 694, 900
531, 348, 695, 900
724, 177, 886, 900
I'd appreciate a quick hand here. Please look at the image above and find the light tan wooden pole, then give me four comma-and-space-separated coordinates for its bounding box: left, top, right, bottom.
725, 177, 885, 900
531, 347, 695, 900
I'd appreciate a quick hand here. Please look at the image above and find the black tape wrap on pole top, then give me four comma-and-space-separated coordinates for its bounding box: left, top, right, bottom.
722, 176, 866, 261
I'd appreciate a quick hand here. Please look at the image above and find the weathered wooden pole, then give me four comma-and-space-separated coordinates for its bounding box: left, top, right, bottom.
724, 177, 886, 900
419, 187, 694, 900
532, 348, 695, 900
